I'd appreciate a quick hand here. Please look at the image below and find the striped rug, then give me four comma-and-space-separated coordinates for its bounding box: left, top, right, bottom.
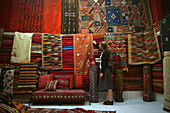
17, 62, 38, 90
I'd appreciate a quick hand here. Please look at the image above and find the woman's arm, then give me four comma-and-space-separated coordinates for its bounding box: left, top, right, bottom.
101, 50, 109, 74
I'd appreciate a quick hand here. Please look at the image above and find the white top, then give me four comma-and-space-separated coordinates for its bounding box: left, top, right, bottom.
100, 51, 103, 69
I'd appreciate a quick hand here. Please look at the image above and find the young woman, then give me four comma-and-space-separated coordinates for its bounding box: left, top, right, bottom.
94, 41, 114, 105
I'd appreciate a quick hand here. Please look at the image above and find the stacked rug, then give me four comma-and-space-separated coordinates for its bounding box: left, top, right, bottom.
163, 51, 170, 111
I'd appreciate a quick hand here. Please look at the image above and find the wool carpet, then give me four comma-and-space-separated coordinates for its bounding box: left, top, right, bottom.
42, 34, 63, 70
26, 107, 116, 113
61, 0, 78, 34
73, 34, 93, 75
163, 51, 170, 110
128, 29, 161, 65
104, 33, 128, 70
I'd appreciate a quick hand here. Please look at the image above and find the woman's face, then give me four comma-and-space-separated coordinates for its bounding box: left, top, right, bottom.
99, 43, 103, 50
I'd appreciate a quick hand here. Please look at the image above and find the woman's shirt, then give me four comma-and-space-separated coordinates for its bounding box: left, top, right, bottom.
100, 50, 109, 74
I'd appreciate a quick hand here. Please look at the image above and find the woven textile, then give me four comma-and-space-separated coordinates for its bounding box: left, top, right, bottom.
0, 103, 20, 113
128, 29, 161, 65
54, 76, 69, 89
11, 100, 30, 113
27, 107, 116, 113
62, 35, 74, 71
42, 34, 62, 69
152, 63, 163, 93
61, 0, 78, 34
31, 89, 86, 101
78, 0, 152, 33
11, 32, 33, 63
104, 33, 128, 70
89, 65, 98, 103
3, 69, 15, 96
114, 69, 123, 102
38, 74, 54, 89
73, 34, 93, 75
18, 63, 38, 90
123, 65, 143, 91
163, 51, 170, 110
19, 0, 43, 33
79, 0, 107, 34
143, 65, 152, 102
31, 33, 42, 62
0, 28, 4, 48
45, 80, 59, 91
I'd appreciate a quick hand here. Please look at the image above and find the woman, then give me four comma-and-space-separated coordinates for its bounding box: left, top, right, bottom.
94, 41, 114, 105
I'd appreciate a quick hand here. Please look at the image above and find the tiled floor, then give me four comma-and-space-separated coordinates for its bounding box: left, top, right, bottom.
26, 99, 168, 113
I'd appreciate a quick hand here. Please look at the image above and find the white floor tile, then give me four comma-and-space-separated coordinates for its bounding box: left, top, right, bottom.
25, 99, 168, 113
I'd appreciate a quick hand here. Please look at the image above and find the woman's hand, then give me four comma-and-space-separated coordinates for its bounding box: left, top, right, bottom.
93, 40, 96, 45
100, 73, 103, 78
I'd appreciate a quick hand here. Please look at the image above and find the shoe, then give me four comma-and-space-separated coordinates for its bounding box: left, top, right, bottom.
103, 100, 109, 104
163, 108, 170, 112
103, 100, 114, 105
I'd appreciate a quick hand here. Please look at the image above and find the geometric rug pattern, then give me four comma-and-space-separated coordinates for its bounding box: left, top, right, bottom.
42, 34, 63, 70
79, 0, 152, 33
128, 29, 161, 65
104, 33, 128, 70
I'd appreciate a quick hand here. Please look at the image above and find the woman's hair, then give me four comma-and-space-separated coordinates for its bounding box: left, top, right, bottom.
100, 41, 111, 55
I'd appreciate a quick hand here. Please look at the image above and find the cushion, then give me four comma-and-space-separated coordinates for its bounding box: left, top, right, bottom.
54, 76, 69, 89
45, 80, 58, 91
38, 74, 54, 89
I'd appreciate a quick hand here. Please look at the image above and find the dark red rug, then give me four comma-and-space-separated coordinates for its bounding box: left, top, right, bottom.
26, 107, 116, 113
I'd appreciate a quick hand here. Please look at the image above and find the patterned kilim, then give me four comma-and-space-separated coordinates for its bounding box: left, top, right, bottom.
152, 62, 163, 93
114, 69, 123, 102
89, 65, 98, 103
128, 29, 161, 65
61, 0, 78, 34
3, 69, 15, 96
31, 33, 42, 62
78, 0, 152, 33
0, 28, 4, 48
73, 34, 94, 75
0, 103, 20, 113
18, 63, 38, 90
62, 35, 74, 70
79, 0, 107, 34
42, 34, 62, 70
19, 0, 43, 32
0, 34, 13, 63
123, 65, 143, 91
104, 33, 128, 70
143, 65, 152, 102
27, 107, 116, 113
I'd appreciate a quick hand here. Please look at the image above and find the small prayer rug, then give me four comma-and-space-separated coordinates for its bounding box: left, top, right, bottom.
61, 0, 78, 34
73, 34, 93, 75
128, 29, 161, 65
42, 34, 63, 70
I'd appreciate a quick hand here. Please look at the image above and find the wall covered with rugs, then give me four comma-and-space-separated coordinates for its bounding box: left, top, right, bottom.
0, 0, 169, 108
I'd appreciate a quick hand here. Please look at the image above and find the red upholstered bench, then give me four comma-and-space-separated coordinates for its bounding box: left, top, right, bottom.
31, 88, 86, 104
30, 74, 86, 105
